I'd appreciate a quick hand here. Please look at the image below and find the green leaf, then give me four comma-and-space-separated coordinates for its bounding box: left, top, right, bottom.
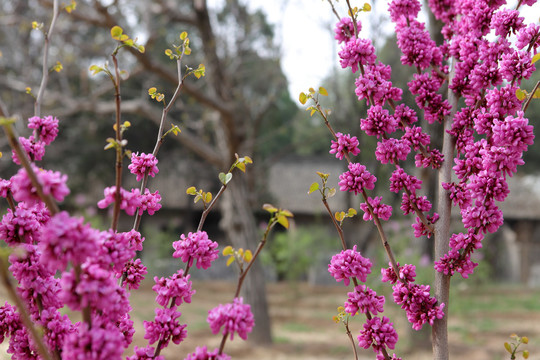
532, 53, 540, 64
277, 215, 289, 229
180, 31, 188, 41
363, 3, 372, 11
89, 64, 104, 75
327, 188, 337, 198
244, 156, 253, 164
236, 162, 246, 172
110, 25, 123, 40
534, 88, 540, 99
516, 88, 527, 101
148, 87, 157, 95
186, 186, 197, 195
308, 182, 319, 194
347, 208, 357, 216
219, 172, 233, 185
223, 246, 233, 256
319, 86, 328, 96
335, 212, 344, 222
262, 204, 278, 213
204, 192, 212, 203
504, 342, 512, 354
226, 256, 235, 266
280, 209, 293, 217
299, 92, 307, 105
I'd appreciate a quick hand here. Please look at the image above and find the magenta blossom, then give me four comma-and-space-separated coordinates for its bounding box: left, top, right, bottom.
28, 115, 59, 145
330, 132, 360, 160
10, 165, 69, 205
207, 297, 254, 340
358, 316, 398, 353
328, 245, 372, 285
338, 162, 376, 195
172, 230, 219, 269
184, 346, 231, 360
143, 307, 187, 348
152, 269, 194, 307
129, 152, 159, 182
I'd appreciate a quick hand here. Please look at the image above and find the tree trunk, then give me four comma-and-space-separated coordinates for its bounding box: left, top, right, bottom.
220, 176, 273, 345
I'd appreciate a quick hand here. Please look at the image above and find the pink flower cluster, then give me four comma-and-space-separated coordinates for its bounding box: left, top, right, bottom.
98, 186, 162, 216
184, 346, 231, 360
330, 132, 360, 160
153, 269, 195, 307
328, 245, 372, 285
172, 230, 220, 270
143, 307, 187, 349
207, 297, 254, 340
338, 163, 376, 195
129, 152, 159, 181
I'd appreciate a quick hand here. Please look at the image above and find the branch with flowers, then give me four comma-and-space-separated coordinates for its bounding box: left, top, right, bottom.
302, 0, 538, 359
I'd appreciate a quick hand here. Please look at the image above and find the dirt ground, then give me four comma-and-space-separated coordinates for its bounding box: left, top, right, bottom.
1, 280, 539, 359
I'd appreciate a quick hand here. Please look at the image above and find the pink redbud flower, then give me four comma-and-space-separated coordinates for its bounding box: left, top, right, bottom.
396, 20, 436, 69
28, 115, 59, 145
12, 136, 45, 165
388, 0, 421, 22
0, 203, 42, 245
98, 186, 142, 216
491, 9, 525, 38
389, 167, 422, 194
152, 269, 194, 307
39, 211, 100, 271
207, 297, 254, 340
361, 105, 398, 138
392, 282, 445, 330
121, 258, 148, 290
339, 38, 377, 73
0, 179, 11, 198
172, 231, 219, 270
127, 346, 165, 360
144, 307, 187, 348
375, 138, 411, 164
63, 322, 124, 360
138, 188, 162, 215
338, 163, 377, 195
184, 346, 231, 360
330, 132, 361, 160
358, 316, 398, 353
334, 17, 361, 44
516, 23, 540, 51
129, 152, 159, 182
328, 245, 372, 285
10, 165, 69, 205
360, 196, 393, 221
355, 62, 403, 106
345, 284, 385, 315
99, 230, 137, 273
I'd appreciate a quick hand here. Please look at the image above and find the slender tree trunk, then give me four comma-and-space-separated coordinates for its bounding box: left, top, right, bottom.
432, 62, 458, 360
220, 176, 273, 345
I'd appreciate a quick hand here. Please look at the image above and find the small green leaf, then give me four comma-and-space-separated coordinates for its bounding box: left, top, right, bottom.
533, 88, 540, 99
89, 64, 104, 75
516, 88, 527, 101
226, 256, 235, 266
319, 86, 328, 96
308, 182, 320, 194
244, 156, 253, 164
110, 25, 123, 40
335, 212, 344, 222
180, 31, 188, 41
223, 246, 233, 256
299, 92, 307, 105
504, 342, 512, 354
236, 162, 246, 172
327, 188, 337, 198
186, 186, 197, 195
277, 215, 289, 229
263, 204, 278, 213
219, 172, 233, 185
165, 49, 173, 57
280, 209, 293, 217
204, 192, 212, 203
310, 109, 316, 117
532, 53, 540, 64
363, 3, 372, 11
148, 87, 157, 95
244, 250, 253, 262
347, 208, 357, 216
523, 350, 529, 359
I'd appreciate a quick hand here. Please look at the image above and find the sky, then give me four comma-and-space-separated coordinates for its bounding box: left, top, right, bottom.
208, 0, 540, 101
